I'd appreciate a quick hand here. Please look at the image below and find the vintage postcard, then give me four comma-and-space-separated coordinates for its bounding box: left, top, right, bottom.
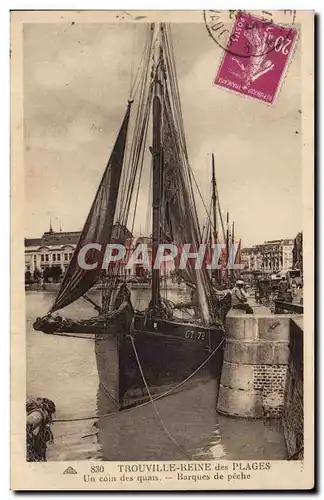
11, 10, 314, 490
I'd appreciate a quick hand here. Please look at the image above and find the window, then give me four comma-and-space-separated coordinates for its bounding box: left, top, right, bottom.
41, 254, 45, 262
57, 254, 61, 261
33, 255, 36, 262
45, 254, 49, 262
53, 254, 56, 262
64, 253, 68, 261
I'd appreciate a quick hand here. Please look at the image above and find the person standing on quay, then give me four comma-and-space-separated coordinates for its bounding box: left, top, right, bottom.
231, 280, 254, 314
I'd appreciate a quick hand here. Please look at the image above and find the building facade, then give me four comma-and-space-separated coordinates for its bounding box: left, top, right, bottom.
25, 230, 79, 274
25, 225, 133, 276
292, 232, 303, 271
241, 239, 295, 274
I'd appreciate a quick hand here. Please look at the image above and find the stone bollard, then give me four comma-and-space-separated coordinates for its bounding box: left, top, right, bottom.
217, 312, 290, 418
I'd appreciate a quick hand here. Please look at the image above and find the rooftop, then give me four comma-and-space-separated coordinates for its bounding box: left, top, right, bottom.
241, 247, 252, 253
25, 224, 133, 249
25, 231, 80, 248
25, 238, 42, 247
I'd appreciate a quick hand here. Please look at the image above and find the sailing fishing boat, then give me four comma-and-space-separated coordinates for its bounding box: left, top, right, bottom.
203, 154, 243, 291
202, 153, 228, 288
33, 23, 225, 410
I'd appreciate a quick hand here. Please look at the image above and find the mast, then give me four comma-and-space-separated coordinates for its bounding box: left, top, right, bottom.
226, 211, 229, 259
211, 153, 218, 245
231, 220, 235, 283
151, 26, 163, 307
226, 211, 230, 285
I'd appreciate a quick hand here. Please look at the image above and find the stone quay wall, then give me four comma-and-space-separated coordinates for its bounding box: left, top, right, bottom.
217, 312, 291, 418
217, 311, 304, 459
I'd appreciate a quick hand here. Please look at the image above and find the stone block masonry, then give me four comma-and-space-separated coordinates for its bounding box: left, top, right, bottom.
217, 314, 291, 418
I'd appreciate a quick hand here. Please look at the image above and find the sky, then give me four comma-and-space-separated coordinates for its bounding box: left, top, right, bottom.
23, 21, 302, 247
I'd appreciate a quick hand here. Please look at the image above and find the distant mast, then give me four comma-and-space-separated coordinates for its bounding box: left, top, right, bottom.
211, 153, 218, 245
226, 211, 229, 261
226, 211, 230, 285
231, 220, 235, 282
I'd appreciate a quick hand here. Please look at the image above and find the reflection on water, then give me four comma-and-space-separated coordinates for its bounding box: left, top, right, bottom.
26, 289, 287, 461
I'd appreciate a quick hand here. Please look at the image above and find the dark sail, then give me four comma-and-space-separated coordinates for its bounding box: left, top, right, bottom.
50, 103, 132, 313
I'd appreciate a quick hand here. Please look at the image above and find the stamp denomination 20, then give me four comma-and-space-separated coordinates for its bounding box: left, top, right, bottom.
212, 11, 298, 104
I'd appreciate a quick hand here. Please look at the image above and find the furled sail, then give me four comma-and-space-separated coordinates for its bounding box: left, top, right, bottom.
50, 103, 132, 313
161, 88, 216, 324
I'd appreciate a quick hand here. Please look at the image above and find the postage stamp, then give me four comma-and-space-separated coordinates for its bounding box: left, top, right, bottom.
214, 11, 298, 104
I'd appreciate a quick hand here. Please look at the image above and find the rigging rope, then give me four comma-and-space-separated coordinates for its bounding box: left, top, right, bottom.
119, 78, 153, 224
216, 181, 226, 242
129, 24, 151, 101
202, 187, 212, 244
102, 25, 155, 311
162, 26, 207, 253
128, 24, 135, 99
162, 24, 226, 247
128, 88, 153, 234
117, 24, 154, 222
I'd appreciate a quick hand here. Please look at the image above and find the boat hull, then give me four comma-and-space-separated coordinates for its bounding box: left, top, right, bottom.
95, 311, 225, 410
33, 309, 225, 412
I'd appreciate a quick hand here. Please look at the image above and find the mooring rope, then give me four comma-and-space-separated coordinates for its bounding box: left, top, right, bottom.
52, 336, 225, 423
43, 331, 119, 342
43, 331, 96, 341
129, 334, 191, 460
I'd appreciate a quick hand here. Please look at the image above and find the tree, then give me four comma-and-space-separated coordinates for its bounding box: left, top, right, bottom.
51, 266, 62, 283
25, 270, 32, 283
43, 267, 51, 283
33, 268, 41, 281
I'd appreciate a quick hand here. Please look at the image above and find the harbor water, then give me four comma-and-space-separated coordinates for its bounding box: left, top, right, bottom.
26, 289, 287, 461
